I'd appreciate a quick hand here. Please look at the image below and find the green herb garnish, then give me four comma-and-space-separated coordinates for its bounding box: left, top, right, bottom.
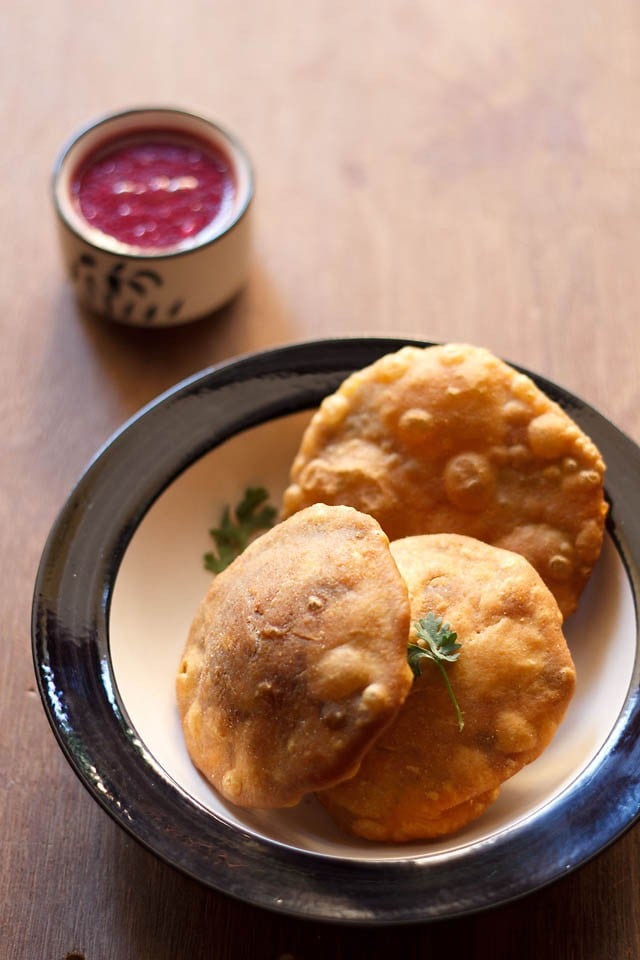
407, 612, 464, 731
203, 486, 277, 574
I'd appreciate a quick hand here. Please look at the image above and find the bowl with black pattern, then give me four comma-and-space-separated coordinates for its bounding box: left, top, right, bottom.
52, 105, 253, 327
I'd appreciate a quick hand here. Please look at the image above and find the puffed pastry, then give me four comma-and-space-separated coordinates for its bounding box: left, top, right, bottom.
282, 343, 607, 617
317, 533, 576, 841
176, 503, 413, 809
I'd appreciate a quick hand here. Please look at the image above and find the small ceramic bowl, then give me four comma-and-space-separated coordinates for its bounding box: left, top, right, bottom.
52, 106, 253, 327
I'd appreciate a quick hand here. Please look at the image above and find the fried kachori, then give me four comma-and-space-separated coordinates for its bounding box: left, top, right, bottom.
316, 533, 576, 842
281, 343, 607, 617
176, 503, 413, 809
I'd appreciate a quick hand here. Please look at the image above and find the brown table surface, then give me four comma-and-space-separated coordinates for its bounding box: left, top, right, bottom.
3, 2, 640, 957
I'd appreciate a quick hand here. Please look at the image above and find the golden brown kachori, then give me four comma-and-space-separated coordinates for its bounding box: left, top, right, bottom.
177, 503, 413, 809
317, 532, 576, 841
281, 343, 607, 617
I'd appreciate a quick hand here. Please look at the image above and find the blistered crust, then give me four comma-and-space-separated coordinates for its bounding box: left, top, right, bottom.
281, 343, 608, 617
317, 533, 576, 842
176, 503, 412, 809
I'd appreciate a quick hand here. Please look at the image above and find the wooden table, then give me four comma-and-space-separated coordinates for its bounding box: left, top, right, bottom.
3, 2, 640, 957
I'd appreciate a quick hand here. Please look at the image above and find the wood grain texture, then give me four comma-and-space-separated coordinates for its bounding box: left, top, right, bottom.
2, 1, 640, 957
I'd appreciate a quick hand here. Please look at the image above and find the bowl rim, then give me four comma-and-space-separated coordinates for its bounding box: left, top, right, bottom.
31, 337, 640, 925
51, 104, 254, 261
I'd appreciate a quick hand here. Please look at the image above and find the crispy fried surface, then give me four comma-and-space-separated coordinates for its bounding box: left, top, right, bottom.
176, 503, 412, 809
281, 343, 607, 617
317, 533, 576, 841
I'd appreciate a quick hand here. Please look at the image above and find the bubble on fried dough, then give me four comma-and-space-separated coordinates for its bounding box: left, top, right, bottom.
309, 646, 373, 700
444, 452, 496, 511
502, 399, 530, 424
548, 554, 573, 580
360, 682, 391, 714
528, 412, 578, 459
398, 407, 434, 435
440, 343, 468, 365
319, 392, 349, 428
575, 519, 604, 559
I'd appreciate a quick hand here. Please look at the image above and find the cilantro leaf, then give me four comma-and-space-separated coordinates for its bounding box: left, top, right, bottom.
203, 486, 277, 574
407, 613, 464, 731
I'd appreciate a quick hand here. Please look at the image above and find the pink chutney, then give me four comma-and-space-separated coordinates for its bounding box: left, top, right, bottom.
70, 131, 236, 250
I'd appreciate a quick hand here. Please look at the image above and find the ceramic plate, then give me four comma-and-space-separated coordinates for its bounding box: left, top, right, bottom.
32, 338, 640, 924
